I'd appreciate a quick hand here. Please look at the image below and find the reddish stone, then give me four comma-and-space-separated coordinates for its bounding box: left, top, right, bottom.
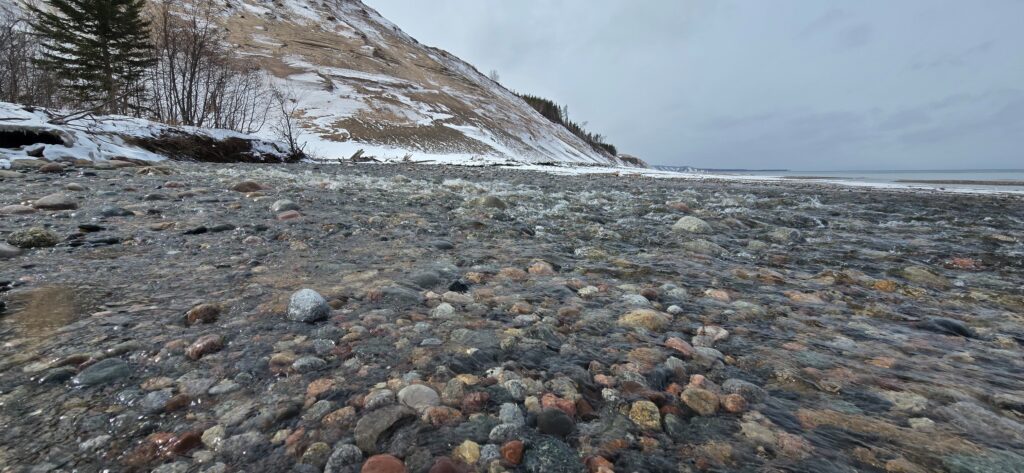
576, 398, 597, 421
363, 454, 408, 473
185, 303, 221, 325
640, 288, 659, 301
277, 210, 302, 221
501, 440, 524, 465
586, 455, 615, 473
721, 394, 748, 413
665, 337, 695, 358
166, 431, 202, 455
460, 392, 490, 413
428, 457, 462, 473
541, 393, 576, 417
164, 394, 191, 411
423, 406, 462, 426
185, 334, 224, 360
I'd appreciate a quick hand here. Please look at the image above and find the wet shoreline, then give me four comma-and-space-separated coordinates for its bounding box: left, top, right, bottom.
1, 161, 1023, 473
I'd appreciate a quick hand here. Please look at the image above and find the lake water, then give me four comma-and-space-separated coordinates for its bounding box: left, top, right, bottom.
720, 169, 1024, 193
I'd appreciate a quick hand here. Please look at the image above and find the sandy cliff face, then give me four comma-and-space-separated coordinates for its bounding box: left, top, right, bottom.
215, 0, 619, 165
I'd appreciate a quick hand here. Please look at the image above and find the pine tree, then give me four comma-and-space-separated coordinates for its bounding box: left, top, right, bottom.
29, 0, 154, 114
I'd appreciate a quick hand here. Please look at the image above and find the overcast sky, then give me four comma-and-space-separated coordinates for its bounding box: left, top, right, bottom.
369, 0, 1024, 170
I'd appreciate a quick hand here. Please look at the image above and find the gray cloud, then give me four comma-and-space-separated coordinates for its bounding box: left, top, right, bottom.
368, 0, 1024, 170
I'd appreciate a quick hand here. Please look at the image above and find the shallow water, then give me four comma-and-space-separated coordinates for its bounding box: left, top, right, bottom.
0, 162, 1021, 472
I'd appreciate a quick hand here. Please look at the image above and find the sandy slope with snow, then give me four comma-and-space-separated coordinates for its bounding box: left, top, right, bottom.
213, 0, 622, 165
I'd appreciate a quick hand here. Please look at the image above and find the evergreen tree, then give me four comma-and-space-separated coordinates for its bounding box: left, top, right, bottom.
28, 0, 154, 114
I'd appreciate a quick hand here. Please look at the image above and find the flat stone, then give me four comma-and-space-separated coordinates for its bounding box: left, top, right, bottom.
398, 384, 440, 412
72, 358, 130, 386
354, 405, 415, 453
0, 243, 22, 259
32, 193, 78, 210
0, 205, 34, 215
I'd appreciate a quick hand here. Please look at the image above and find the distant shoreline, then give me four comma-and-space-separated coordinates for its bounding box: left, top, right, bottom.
894, 179, 1024, 186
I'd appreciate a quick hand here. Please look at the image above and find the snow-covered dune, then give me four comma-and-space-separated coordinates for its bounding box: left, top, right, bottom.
214, 0, 623, 165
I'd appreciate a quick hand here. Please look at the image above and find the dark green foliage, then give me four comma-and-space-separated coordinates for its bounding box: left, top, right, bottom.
28, 0, 155, 113
516, 92, 618, 156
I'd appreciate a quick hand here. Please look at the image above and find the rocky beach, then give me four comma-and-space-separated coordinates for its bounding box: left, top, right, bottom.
1, 160, 1022, 473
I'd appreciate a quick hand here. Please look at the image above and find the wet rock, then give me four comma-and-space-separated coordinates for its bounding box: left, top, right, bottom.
72, 358, 130, 386
32, 193, 78, 210
0, 242, 22, 259
522, 436, 582, 473
271, 199, 300, 212
325, 444, 364, 473
499, 403, 526, 427
722, 379, 767, 403
617, 309, 671, 331
452, 439, 480, 464
277, 210, 301, 221
681, 387, 719, 416
186, 303, 221, 325
230, 181, 264, 192
288, 289, 330, 323
219, 431, 266, 461
767, 227, 803, 243
301, 442, 333, 468
916, 317, 975, 338
97, 206, 133, 217
901, 266, 950, 289
186, 334, 225, 360
537, 408, 575, 438
7, 227, 60, 248
501, 440, 524, 465
355, 405, 415, 453
292, 356, 327, 373
398, 384, 440, 412
0, 204, 35, 215
361, 454, 407, 473
475, 195, 508, 210
672, 216, 712, 233
629, 400, 662, 430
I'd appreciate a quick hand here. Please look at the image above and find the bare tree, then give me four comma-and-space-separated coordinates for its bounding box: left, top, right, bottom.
270, 84, 306, 158
488, 69, 501, 83
0, 5, 60, 107
147, 0, 271, 133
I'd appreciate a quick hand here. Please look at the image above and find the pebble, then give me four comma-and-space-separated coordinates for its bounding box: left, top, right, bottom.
629, 400, 662, 430
271, 199, 300, 212
452, 440, 481, 464
671, 216, 712, 233
292, 356, 327, 373
501, 440, 524, 465
362, 454, 408, 473
681, 387, 719, 416
617, 308, 671, 331
186, 303, 221, 325
536, 408, 575, 438
325, 444, 363, 472
186, 335, 225, 360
